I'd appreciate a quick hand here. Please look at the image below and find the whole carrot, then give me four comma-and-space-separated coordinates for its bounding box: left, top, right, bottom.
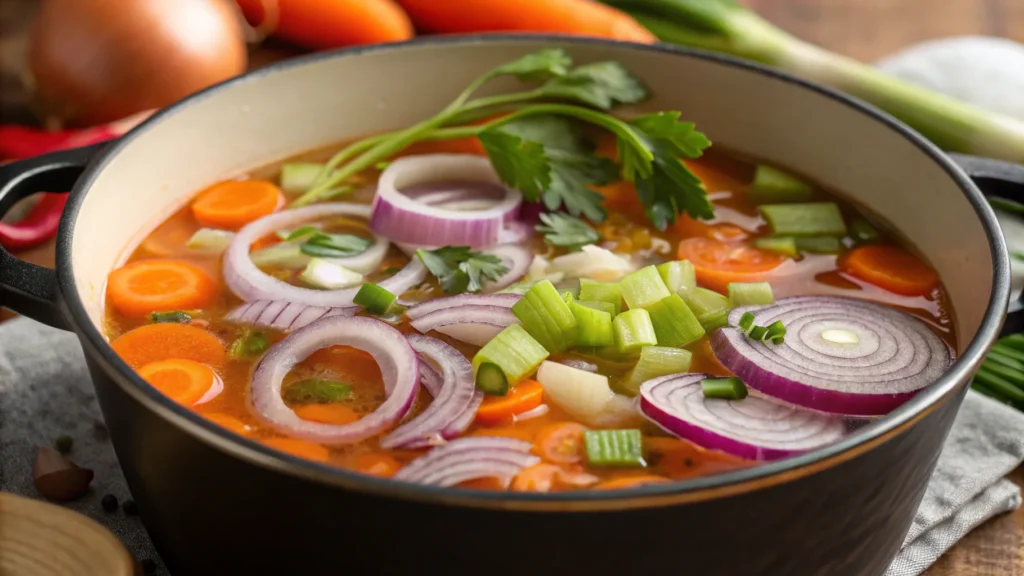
236, 0, 414, 50
394, 0, 656, 43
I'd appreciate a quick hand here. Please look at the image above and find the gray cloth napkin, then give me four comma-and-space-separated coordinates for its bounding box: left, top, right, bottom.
2, 317, 1023, 575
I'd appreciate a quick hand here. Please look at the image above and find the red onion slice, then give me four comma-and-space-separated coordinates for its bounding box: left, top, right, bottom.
382, 335, 481, 449
497, 221, 533, 244
483, 244, 532, 290
226, 299, 357, 332
711, 296, 953, 415
409, 305, 519, 346
639, 373, 847, 460
193, 373, 224, 406
369, 155, 522, 248
251, 316, 418, 444
419, 360, 444, 398
394, 437, 539, 487
405, 293, 521, 320
224, 203, 426, 307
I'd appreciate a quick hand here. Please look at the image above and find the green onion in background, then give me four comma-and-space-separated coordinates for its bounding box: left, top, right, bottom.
973, 334, 1024, 412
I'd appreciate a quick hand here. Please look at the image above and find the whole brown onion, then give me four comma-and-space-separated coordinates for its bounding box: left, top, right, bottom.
29, 0, 248, 126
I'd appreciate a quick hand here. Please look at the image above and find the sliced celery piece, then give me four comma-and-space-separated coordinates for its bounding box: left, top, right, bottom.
569, 300, 614, 347
512, 280, 579, 354
621, 265, 671, 310
748, 165, 814, 205
657, 260, 696, 293
472, 324, 549, 388
475, 362, 510, 396
753, 236, 798, 257
578, 300, 617, 315
613, 308, 658, 353
678, 285, 729, 317
796, 236, 842, 254
728, 282, 774, 307
280, 162, 325, 195
584, 429, 644, 467
701, 377, 748, 400
353, 282, 397, 314
578, 278, 623, 315
646, 294, 705, 347
186, 228, 235, 254
759, 202, 847, 236
251, 242, 311, 269
698, 308, 730, 332
300, 258, 363, 289
624, 346, 693, 395
850, 217, 881, 244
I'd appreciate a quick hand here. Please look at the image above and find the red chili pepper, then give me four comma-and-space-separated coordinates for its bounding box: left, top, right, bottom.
0, 193, 67, 250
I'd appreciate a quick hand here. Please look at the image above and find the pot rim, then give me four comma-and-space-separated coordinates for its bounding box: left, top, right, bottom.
57, 34, 1010, 511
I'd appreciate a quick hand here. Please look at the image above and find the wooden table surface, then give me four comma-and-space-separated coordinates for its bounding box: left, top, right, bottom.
1, 1, 1022, 574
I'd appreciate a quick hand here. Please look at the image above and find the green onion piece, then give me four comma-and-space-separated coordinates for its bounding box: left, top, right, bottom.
678, 285, 729, 316
578, 278, 623, 315
999, 334, 1024, 352
765, 320, 787, 340
986, 347, 1024, 371
759, 202, 847, 237
613, 308, 658, 354
979, 361, 1024, 390
753, 236, 798, 257
285, 225, 320, 242
795, 236, 843, 254
849, 217, 881, 244
149, 311, 191, 324
472, 324, 549, 389
229, 329, 269, 359
748, 165, 814, 205
727, 282, 774, 307
583, 429, 645, 467
511, 280, 579, 354
577, 300, 617, 315
657, 260, 696, 293
973, 368, 1024, 402
749, 325, 769, 341
475, 362, 510, 396
737, 312, 756, 334
646, 294, 705, 347
701, 377, 748, 400
353, 282, 397, 315
280, 162, 325, 194
624, 346, 693, 396
698, 308, 731, 332
283, 378, 352, 404
620, 265, 671, 310
770, 335, 785, 345
569, 300, 615, 347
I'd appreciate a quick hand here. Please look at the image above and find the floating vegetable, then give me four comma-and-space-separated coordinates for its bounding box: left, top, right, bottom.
33, 447, 94, 501
394, 436, 540, 488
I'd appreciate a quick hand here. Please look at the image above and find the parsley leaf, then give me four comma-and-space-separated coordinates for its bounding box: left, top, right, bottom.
477, 131, 551, 200
283, 379, 353, 404
416, 246, 510, 295
229, 329, 269, 359
492, 48, 572, 81
536, 213, 602, 250
299, 232, 372, 258
539, 61, 649, 109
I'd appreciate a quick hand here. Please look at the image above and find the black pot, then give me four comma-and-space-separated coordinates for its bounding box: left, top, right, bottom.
1, 37, 1022, 576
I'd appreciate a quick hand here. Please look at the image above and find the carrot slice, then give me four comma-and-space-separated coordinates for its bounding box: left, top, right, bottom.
675, 215, 748, 242
533, 422, 588, 464
350, 452, 401, 478
191, 180, 283, 230
107, 259, 217, 318
458, 477, 508, 491
262, 437, 330, 462
137, 359, 217, 406
202, 413, 255, 436
594, 475, 669, 490
475, 380, 544, 426
511, 463, 563, 492
293, 403, 361, 425
111, 323, 226, 369
842, 245, 939, 296
676, 237, 785, 294
468, 427, 536, 443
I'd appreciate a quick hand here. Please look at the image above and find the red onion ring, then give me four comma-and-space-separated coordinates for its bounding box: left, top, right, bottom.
639, 373, 847, 461
251, 316, 418, 444
409, 305, 519, 346
393, 437, 539, 487
418, 360, 444, 398
225, 299, 356, 332
711, 296, 953, 415
405, 293, 521, 320
484, 244, 532, 290
224, 203, 425, 307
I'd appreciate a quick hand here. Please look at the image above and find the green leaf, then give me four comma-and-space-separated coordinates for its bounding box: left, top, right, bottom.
283, 378, 353, 404
492, 48, 573, 81
536, 213, 602, 250
416, 246, 510, 295
299, 232, 371, 258
478, 130, 552, 201
229, 329, 269, 359
539, 61, 649, 109
632, 112, 711, 158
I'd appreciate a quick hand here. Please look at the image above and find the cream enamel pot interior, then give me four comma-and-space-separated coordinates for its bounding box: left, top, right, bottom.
1, 36, 1021, 576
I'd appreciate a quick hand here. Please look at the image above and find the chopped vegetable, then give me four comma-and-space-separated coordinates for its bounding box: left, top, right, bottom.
250, 242, 310, 269
534, 422, 588, 463
475, 380, 545, 425
578, 278, 623, 315
107, 259, 217, 318
727, 282, 774, 307
613, 308, 658, 353
842, 245, 939, 296
137, 358, 218, 406
701, 377, 748, 400
796, 236, 842, 254
191, 180, 283, 230
621, 265, 671, 310
472, 324, 550, 389
262, 438, 330, 462
584, 429, 644, 467
299, 258, 363, 290
676, 238, 785, 294
698, 308, 731, 331
624, 345, 693, 395
759, 202, 847, 237
657, 259, 696, 293
577, 300, 617, 315
551, 245, 636, 281
646, 294, 705, 347
228, 329, 269, 359
300, 232, 372, 258
353, 282, 397, 315
569, 298, 614, 347
511, 280, 579, 353
110, 323, 226, 369
475, 362, 510, 396
417, 246, 510, 294
677, 285, 729, 317
536, 361, 616, 421
283, 378, 353, 404
753, 236, 798, 257
350, 452, 402, 478
280, 162, 325, 194
748, 164, 813, 204
148, 311, 191, 324
294, 403, 361, 425
849, 217, 881, 244
536, 212, 602, 250
186, 228, 235, 254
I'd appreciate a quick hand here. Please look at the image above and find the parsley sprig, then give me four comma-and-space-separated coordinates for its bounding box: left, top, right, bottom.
416, 246, 510, 294
536, 213, 602, 251
293, 49, 713, 231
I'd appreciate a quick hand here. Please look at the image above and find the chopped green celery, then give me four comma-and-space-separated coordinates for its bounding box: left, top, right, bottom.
646, 294, 705, 347
472, 324, 549, 389
796, 236, 842, 254
497, 280, 536, 295
657, 260, 696, 293
748, 165, 814, 205
760, 202, 847, 236
353, 283, 397, 314
727, 282, 774, 307
229, 329, 269, 359
753, 236, 798, 257
475, 362, 510, 396
621, 265, 671, 310
613, 308, 658, 354
280, 162, 325, 194
578, 279, 622, 315
300, 258, 363, 289
569, 300, 614, 347
701, 377, 748, 400
149, 311, 191, 324
578, 300, 617, 315
624, 346, 693, 395
850, 217, 881, 244
511, 280, 579, 354
584, 429, 644, 467
283, 379, 352, 403
251, 242, 311, 269
737, 312, 756, 334
698, 308, 730, 331
186, 228, 235, 254
678, 285, 729, 316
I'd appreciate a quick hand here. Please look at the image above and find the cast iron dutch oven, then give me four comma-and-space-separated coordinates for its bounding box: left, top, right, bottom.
2, 37, 1024, 576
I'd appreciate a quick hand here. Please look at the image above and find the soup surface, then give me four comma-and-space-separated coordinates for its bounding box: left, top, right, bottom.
103, 49, 954, 492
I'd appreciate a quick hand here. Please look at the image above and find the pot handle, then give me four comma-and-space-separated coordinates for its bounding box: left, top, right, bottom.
0, 142, 107, 330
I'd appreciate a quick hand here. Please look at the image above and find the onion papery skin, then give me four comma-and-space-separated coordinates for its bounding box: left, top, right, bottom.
393, 437, 539, 487
251, 316, 418, 444
225, 299, 356, 332
639, 373, 847, 461
711, 296, 953, 416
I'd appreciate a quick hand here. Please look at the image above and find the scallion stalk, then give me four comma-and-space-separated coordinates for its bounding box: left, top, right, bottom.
701, 376, 748, 400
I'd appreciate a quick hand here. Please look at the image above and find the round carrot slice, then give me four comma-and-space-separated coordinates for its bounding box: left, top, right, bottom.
349, 452, 401, 478
137, 359, 217, 406
842, 244, 939, 296
262, 438, 330, 462
191, 180, 283, 230
111, 323, 226, 369
475, 380, 544, 426
107, 259, 217, 318
533, 422, 588, 464
202, 413, 255, 436
293, 403, 361, 425
676, 237, 785, 294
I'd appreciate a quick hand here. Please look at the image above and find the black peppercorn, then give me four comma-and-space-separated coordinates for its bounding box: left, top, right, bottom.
141, 558, 157, 574
101, 494, 119, 512
122, 499, 139, 515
